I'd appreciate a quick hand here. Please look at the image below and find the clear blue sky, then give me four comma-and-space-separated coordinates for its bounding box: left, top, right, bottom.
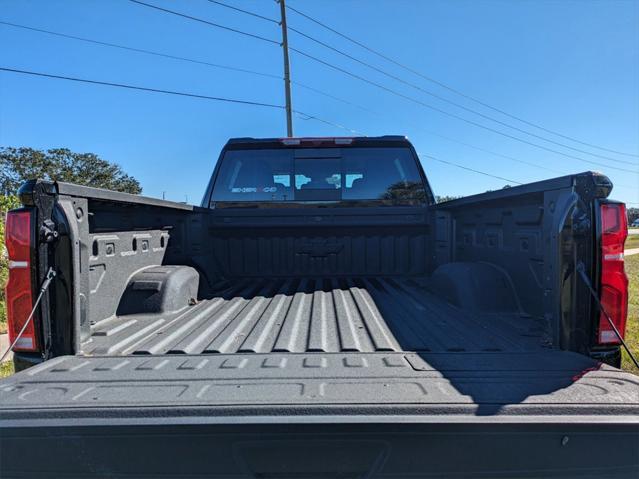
1, 0, 638, 204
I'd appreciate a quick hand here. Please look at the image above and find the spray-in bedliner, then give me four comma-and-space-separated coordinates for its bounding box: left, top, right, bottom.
83, 277, 549, 356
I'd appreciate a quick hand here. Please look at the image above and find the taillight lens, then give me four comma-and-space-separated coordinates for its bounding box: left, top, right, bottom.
5, 209, 38, 352
597, 203, 628, 345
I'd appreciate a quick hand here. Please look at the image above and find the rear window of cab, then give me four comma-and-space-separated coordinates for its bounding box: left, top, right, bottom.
210, 147, 426, 205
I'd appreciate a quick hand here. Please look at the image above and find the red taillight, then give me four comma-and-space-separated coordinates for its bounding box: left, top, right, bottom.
597, 203, 628, 345
5, 210, 38, 352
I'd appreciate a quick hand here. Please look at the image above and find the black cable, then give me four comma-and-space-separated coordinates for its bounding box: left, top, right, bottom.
128, 0, 279, 45
0, 66, 360, 134
205, 0, 278, 24
2, 28, 634, 192
0, 21, 377, 117
0, 67, 284, 108
0, 21, 375, 120
197, 1, 636, 164
0, 21, 600, 176
423, 130, 563, 174
293, 110, 361, 134
124, 0, 638, 171
286, 2, 639, 159
0, 69, 560, 193
290, 47, 638, 174
419, 153, 524, 185
287, 24, 636, 166
0, 22, 573, 177
305, 88, 564, 173
0, 21, 282, 80
291, 80, 376, 114
2, 22, 633, 188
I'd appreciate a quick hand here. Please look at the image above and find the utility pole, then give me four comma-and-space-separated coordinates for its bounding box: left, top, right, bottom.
278, 0, 293, 137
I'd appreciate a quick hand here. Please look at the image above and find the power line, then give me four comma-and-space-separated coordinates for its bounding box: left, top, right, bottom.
199, 0, 599, 164
203, 1, 635, 166
0, 20, 558, 171
286, 2, 639, 159
199, 0, 634, 165
125, 0, 637, 172
199, 0, 638, 164
0, 41, 632, 197
0, 20, 375, 116
293, 110, 361, 134
0, 66, 358, 134
2, 21, 631, 185
1, 52, 631, 196
419, 129, 638, 191
286, 24, 636, 166
128, 0, 279, 45
423, 147, 635, 198
0, 67, 284, 108
417, 132, 636, 191
2, 27, 633, 193
0, 21, 282, 80
419, 154, 523, 185
295, 78, 565, 174
205, 0, 278, 24
4, 69, 623, 197
0, 20, 588, 174
291, 80, 377, 113
305, 82, 566, 173
0, 67, 525, 186
420, 129, 565, 175
421, 152, 636, 199
289, 47, 638, 174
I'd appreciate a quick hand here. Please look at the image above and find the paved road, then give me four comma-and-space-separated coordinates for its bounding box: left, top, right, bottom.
626, 248, 639, 257
629, 228, 639, 236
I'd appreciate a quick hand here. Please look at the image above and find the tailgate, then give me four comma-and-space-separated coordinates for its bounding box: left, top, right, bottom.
1, 351, 638, 477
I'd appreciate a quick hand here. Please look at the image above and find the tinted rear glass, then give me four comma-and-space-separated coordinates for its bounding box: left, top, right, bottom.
210, 147, 426, 205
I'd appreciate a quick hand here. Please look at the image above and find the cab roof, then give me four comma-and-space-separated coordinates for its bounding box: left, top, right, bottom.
224, 136, 414, 150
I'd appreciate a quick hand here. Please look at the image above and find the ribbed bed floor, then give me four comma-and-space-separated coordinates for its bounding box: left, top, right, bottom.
84, 277, 549, 356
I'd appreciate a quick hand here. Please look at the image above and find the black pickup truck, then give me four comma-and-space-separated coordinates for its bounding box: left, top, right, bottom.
1, 136, 637, 478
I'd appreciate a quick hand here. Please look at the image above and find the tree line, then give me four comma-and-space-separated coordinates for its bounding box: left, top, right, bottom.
0, 147, 141, 195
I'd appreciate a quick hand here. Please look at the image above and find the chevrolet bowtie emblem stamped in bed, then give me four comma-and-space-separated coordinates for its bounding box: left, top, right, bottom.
297, 239, 344, 257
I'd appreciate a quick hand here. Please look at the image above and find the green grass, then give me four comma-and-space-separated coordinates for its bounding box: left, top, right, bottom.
622, 254, 639, 374
625, 234, 639, 250
0, 360, 14, 379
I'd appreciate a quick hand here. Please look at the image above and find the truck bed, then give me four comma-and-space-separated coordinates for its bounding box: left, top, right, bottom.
83, 276, 549, 356
3, 170, 639, 477
9, 277, 636, 419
